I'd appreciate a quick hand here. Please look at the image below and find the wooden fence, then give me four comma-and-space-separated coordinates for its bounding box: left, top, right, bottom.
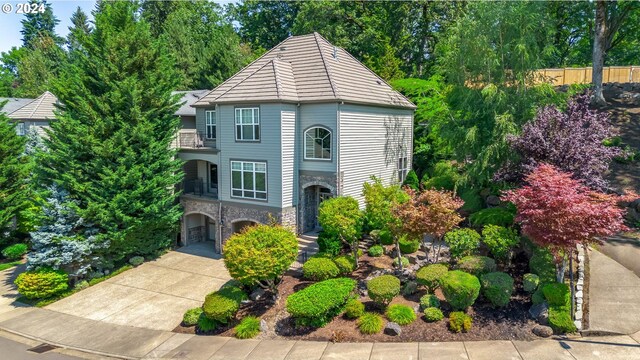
535, 66, 640, 86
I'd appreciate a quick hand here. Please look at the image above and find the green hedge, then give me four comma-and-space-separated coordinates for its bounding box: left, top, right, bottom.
14, 268, 68, 300
548, 306, 577, 334
481, 225, 519, 260
367, 275, 400, 306
286, 278, 356, 327
542, 283, 570, 307
203, 285, 247, 323
379, 229, 394, 245
302, 257, 340, 281
480, 272, 514, 307
317, 231, 342, 255
440, 270, 480, 311
183, 307, 203, 326
2, 243, 28, 260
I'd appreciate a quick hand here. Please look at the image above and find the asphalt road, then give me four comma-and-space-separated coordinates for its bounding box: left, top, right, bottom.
0, 336, 82, 360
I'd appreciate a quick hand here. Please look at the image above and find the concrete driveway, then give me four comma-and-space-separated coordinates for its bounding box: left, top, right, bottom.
46, 242, 230, 331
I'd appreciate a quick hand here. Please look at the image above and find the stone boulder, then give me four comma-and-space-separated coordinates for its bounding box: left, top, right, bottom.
486, 195, 501, 207
532, 325, 553, 338
529, 302, 549, 326
250, 288, 266, 301
384, 322, 402, 336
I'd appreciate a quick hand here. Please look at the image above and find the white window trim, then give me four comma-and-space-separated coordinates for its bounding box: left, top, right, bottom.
304, 126, 332, 161
205, 110, 216, 140
398, 156, 409, 183
230, 160, 267, 200
234, 107, 260, 141
16, 122, 26, 136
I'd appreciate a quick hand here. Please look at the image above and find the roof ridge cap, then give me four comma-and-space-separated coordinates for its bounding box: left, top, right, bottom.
29, 92, 48, 118
272, 59, 282, 100
314, 33, 340, 100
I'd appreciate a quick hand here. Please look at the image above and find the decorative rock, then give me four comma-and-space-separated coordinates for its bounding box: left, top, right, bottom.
529, 302, 549, 325
532, 325, 554, 338
574, 320, 582, 329
575, 290, 583, 299
486, 195, 501, 207
575, 310, 583, 320
260, 319, 268, 333
250, 288, 266, 301
384, 322, 402, 336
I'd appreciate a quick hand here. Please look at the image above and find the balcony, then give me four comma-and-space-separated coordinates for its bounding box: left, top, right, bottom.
174, 129, 214, 150
181, 178, 218, 199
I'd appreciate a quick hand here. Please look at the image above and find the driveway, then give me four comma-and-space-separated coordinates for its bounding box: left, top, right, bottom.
46, 242, 230, 331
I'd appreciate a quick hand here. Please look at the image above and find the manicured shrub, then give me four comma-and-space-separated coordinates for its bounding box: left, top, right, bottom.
532, 287, 546, 305
529, 247, 557, 283
542, 283, 570, 307
398, 235, 420, 254
449, 311, 472, 333
334, 255, 356, 275
183, 307, 203, 326
456, 255, 497, 276
393, 256, 410, 268
459, 188, 483, 214
368, 245, 384, 257
234, 316, 261, 339
223, 224, 298, 289
385, 304, 417, 325
416, 264, 448, 292
128, 256, 144, 266
523, 273, 540, 293
302, 257, 340, 281
357, 312, 384, 334
480, 272, 514, 307
469, 207, 515, 227
440, 270, 481, 311
481, 225, 519, 260
379, 229, 394, 245
444, 228, 481, 260
197, 314, 217, 332
367, 275, 401, 306
420, 294, 441, 310
2, 243, 27, 260
318, 197, 364, 256
344, 299, 365, 319
548, 306, 577, 334
14, 268, 68, 300
423, 307, 444, 322
203, 286, 248, 323
317, 231, 342, 255
286, 278, 356, 327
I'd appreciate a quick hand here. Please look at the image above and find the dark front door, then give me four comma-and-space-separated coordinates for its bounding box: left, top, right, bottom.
303, 186, 332, 232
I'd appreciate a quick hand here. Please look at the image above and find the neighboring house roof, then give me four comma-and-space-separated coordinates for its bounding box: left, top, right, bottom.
195, 32, 416, 109
173, 90, 209, 116
0, 97, 34, 115
7, 91, 59, 120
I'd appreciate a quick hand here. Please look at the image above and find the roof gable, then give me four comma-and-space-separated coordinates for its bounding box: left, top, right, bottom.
8, 91, 59, 120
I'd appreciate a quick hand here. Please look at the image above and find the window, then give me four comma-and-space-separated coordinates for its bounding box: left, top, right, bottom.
235, 108, 260, 141
205, 110, 216, 139
231, 161, 267, 200
16, 123, 25, 136
209, 163, 218, 192
397, 156, 408, 182
304, 127, 331, 160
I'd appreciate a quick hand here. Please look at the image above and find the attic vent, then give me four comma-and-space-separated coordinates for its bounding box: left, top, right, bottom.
376, 80, 382, 85
280, 46, 287, 51
333, 46, 338, 59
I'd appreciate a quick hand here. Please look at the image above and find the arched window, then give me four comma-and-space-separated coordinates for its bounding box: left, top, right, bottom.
304, 127, 331, 160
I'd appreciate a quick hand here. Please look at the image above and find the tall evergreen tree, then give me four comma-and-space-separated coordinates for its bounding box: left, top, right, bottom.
16, 35, 65, 97
20, 0, 62, 47
0, 110, 29, 236
67, 7, 92, 52
42, 1, 183, 261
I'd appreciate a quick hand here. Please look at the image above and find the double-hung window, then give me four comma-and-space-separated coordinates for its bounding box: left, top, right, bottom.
205, 110, 216, 139
235, 107, 260, 141
231, 161, 267, 200
397, 156, 409, 183
16, 122, 25, 136
304, 127, 331, 160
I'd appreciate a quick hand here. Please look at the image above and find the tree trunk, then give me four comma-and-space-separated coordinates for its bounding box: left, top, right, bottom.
592, 0, 607, 107
395, 237, 404, 270
557, 255, 568, 283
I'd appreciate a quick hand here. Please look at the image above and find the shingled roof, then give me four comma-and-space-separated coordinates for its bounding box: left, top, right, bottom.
0, 97, 34, 115
7, 91, 59, 120
195, 33, 415, 109
173, 90, 209, 116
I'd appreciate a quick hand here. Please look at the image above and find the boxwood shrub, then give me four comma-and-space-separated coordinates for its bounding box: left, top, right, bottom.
456, 255, 497, 276
203, 285, 248, 323
379, 229, 394, 245
481, 225, 519, 260
523, 273, 540, 293
368, 245, 384, 257
423, 307, 444, 322
14, 268, 68, 300
183, 307, 203, 326
286, 277, 356, 327
303, 257, 340, 281
385, 304, 416, 325
542, 283, 570, 307
529, 247, 557, 283
420, 294, 441, 310
416, 264, 448, 292
344, 298, 365, 319
444, 228, 481, 260
393, 256, 410, 268
548, 306, 577, 334
367, 274, 401, 306
449, 311, 472, 333
358, 312, 384, 334
398, 235, 420, 254
480, 272, 514, 307
334, 255, 356, 275
440, 270, 481, 311
317, 231, 342, 255
469, 207, 515, 227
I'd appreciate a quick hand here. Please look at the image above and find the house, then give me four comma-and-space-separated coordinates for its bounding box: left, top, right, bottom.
0, 97, 33, 116
177, 32, 415, 252
5, 91, 59, 136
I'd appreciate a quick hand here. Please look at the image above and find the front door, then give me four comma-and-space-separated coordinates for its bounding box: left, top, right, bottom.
207, 219, 216, 242
303, 186, 333, 232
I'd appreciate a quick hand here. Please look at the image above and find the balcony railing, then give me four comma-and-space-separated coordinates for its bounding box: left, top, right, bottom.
181, 178, 218, 199
174, 129, 212, 149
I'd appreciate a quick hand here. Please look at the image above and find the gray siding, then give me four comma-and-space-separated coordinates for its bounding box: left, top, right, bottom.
180, 115, 196, 129
298, 103, 338, 173
195, 107, 217, 148
281, 108, 296, 207
338, 104, 413, 207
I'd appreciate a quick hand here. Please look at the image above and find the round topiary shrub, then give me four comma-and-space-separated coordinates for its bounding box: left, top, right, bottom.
367, 275, 401, 306
480, 272, 514, 307
456, 255, 497, 276
481, 225, 520, 260
303, 257, 340, 281
14, 268, 68, 300
385, 304, 417, 325
183, 307, 203, 326
2, 243, 28, 260
286, 278, 356, 327
444, 228, 481, 260
393, 256, 410, 268
423, 307, 444, 322
203, 285, 248, 323
344, 298, 365, 319
334, 255, 356, 275
542, 283, 570, 307
317, 231, 342, 255
357, 312, 384, 334
234, 316, 261, 339
398, 235, 420, 254
449, 311, 472, 333
419, 294, 441, 310
523, 273, 540, 293
368, 245, 384, 257
197, 313, 217, 332
223, 224, 298, 288
416, 264, 449, 292
440, 270, 481, 311
379, 229, 394, 245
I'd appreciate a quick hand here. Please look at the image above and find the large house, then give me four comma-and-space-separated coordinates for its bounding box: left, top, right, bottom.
2, 91, 58, 136
177, 33, 415, 252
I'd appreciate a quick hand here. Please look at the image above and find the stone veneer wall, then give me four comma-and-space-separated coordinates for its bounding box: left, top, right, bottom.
220, 203, 297, 245
298, 173, 338, 234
